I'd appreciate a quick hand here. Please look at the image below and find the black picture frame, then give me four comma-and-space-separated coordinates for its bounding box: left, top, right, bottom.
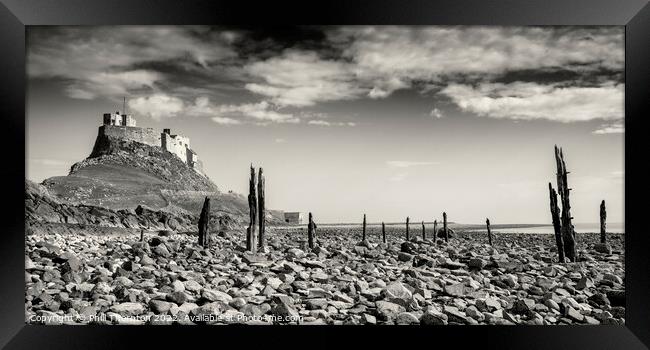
2, 0, 649, 349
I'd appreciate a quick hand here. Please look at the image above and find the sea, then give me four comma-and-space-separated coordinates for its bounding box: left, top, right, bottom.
465, 222, 625, 234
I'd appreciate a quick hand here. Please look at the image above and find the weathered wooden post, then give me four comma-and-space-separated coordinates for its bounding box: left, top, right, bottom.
198, 196, 210, 247
246, 166, 257, 253
362, 214, 367, 241
382, 222, 386, 243
140, 229, 144, 242
549, 182, 564, 263
443, 212, 448, 242
422, 221, 426, 240
406, 217, 410, 241
257, 168, 266, 249
555, 146, 576, 262
433, 220, 438, 239
308, 212, 315, 249
486, 218, 492, 246
600, 200, 607, 244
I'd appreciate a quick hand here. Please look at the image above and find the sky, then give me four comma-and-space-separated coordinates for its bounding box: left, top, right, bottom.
26, 26, 624, 224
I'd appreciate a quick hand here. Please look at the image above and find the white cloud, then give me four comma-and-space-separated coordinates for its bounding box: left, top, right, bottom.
128, 94, 185, 120
430, 108, 444, 118
28, 26, 236, 100
332, 26, 623, 94
244, 50, 365, 106
128, 94, 300, 125
211, 117, 242, 125
274, 138, 287, 143
308, 120, 357, 127
308, 120, 332, 126
212, 101, 299, 124
440, 82, 623, 123
367, 77, 409, 98
28, 26, 624, 128
386, 161, 439, 168
241, 27, 623, 113
189, 98, 299, 124
593, 122, 624, 134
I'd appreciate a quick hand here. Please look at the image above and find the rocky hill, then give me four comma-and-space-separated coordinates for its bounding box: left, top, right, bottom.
29, 131, 284, 234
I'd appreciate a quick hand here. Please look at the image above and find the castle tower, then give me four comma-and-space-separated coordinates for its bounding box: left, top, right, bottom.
122, 114, 136, 127
103, 111, 136, 127
103, 111, 124, 126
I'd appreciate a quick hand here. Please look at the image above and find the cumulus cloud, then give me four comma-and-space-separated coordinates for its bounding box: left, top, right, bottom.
244, 50, 365, 106
28, 26, 236, 100
440, 82, 623, 122
386, 161, 439, 168
331, 26, 623, 92
191, 98, 299, 124
211, 117, 242, 125
210, 101, 299, 124
28, 26, 624, 127
593, 122, 624, 134
240, 26, 623, 117
128, 94, 184, 120
129, 94, 300, 125
430, 108, 444, 118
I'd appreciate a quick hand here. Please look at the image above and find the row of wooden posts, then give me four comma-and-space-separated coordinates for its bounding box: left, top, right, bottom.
193, 146, 609, 263
359, 213, 454, 244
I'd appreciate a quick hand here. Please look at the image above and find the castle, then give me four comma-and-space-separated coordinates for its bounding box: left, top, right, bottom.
99, 111, 203, 173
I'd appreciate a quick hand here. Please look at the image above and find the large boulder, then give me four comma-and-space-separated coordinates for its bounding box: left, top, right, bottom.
380, 282, 413, 307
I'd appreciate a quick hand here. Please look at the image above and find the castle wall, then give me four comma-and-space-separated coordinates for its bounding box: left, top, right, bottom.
161, 133, 189, 163
186, 150, 203, 173
100, 125, 160, 147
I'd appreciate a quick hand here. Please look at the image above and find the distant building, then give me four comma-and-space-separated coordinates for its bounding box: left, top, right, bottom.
284, 212, 304, 224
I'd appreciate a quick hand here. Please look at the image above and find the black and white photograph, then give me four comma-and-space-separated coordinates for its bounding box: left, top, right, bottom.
25, 25, 625, 326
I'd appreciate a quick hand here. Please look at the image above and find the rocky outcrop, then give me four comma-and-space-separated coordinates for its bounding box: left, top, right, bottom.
76, 135, 216, 192
25, 180, 220, 232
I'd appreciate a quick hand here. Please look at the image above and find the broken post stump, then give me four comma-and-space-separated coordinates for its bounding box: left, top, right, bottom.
406, 217, 410, 241
486, 218, 492, 246
555, 145, 576, 262
362, 214, 367, 241
198, 196, 210, 248
140, 229, 144, 242
308, 212, 315, 249
600, 200, 607, 244
433, 220, 437, 239
258, 168, 266, 249
549, 182, 565, 263
382, 222, 386, 243
443, 212, 448, 242
422, 221, 426, 240
247, 166, 257, 253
